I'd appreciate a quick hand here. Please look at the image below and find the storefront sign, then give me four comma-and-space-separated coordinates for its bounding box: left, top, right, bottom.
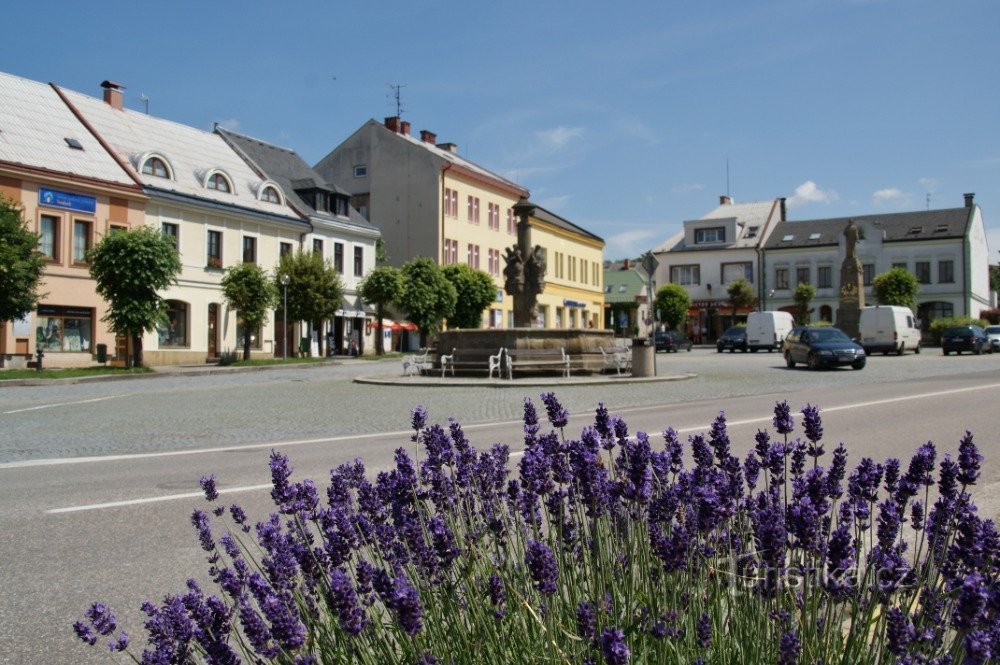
38, 304, 93, 317
563, 299, 586, 308
691, 300, 724, 309
38, 188, 97, 214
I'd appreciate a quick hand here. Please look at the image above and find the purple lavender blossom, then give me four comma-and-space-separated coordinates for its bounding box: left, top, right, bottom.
708, 411, 731, 463
540, 392, 569, 429
773, 401, 794, 435
801, 404, 823, 451
525, 540, 559, 595
410, 405, 428, 440
200, 474, 219, 502
327, 568, 367, 636
191, 509, 215, 553
963, 631, 993, 665
754, 429, 771, 460
522, 398, 541, 445
953, 572, 989, 631
269, 450, 297, 511
827, 443, 848, 499
228, 503, 250, 532
778, 630, 801, 664
824, 523, 856, 597
886, 607, 915, 655
107, 631, 129, 652
389, 574, 424, 636
84, 602, 118, 635
488, 573, 506, 619
696, 612, 712, 648
883, 458, 901, 495
598, 627, 630, 665
594, 402, 611, 441
876, 500, 903, 551
73, 621, 97, 646
576, 600, 596, 639
958, 431, 982, 486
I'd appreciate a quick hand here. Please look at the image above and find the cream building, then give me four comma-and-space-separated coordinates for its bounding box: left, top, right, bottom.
0, 72, 147, 369
314, 117, 605, 329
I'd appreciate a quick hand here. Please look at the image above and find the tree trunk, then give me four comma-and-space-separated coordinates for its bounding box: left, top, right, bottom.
243, 330, 252, 361
375, 305, 385, 355
131, 332, 143, 368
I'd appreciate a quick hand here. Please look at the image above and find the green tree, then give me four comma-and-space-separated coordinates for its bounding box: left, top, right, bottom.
793, 282, 817, 325
725, 277, 756, 325
442, 264, 496, 329
396, 257, 456, 344
275, 251, 344, 357
375, 237, 390, 266
654, 283, 691, 330
358, 265, 403, 355
88, 225, 181, 368
221, 263, 278, 361
0, 197, 46, 367
872, 267, 920, 311
990, 264, 1000, 295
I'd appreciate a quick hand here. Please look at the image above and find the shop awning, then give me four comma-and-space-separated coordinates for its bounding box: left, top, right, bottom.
335, 296, 366, 318
389, 320, 418, 332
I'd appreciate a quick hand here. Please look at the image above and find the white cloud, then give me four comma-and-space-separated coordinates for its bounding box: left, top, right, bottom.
605, 229, 658, 258
536, 125, 584, 152
669, 182, 706, 195
917, 177, 939, 191
873, 188, 908, 206
216, 118, 241, 131
786, 180, 839, 209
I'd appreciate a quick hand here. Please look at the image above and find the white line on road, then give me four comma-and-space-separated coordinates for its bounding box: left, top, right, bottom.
3, 394, 126, 415
41, 381, 1000, 514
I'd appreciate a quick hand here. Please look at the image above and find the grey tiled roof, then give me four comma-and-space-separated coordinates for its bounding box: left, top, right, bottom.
763, 207, 972, 250
530, 203, 604, 244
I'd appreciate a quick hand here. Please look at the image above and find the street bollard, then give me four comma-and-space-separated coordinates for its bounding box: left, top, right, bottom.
35, 347, 44, 372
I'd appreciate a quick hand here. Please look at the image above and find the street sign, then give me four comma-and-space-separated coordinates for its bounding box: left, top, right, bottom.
641, 251, 659, 275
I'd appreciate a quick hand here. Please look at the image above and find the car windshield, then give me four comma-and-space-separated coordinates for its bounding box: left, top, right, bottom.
944, 327, 972, 336
807, 329, 850, 343
724, 327, 745, 336
986, 327, 1000, 335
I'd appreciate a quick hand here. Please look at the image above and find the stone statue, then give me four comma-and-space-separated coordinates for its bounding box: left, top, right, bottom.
503, 246, 524, 294
836, 220, 865, 338
843, 219, 863, 258
502, 200, 548, 327
525, 245, 546, 292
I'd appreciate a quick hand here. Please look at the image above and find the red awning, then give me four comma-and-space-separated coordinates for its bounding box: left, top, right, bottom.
390, 321, 418, 331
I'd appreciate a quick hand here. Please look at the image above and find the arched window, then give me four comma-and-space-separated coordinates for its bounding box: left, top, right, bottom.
261, 185, 282, 204
205, 171, 232, 193
819, 305, 833, 322
917, 301, 954, 331
158, 301, 189, 348
141, 156, 171, 179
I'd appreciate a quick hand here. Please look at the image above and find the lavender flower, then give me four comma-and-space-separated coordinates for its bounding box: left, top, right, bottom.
200, 474, 219, 502
953, 572, 989, 631
696, 612, 712, 648
410, 405, 428, 440
389, 574, 424, 636
887, 607, 915, 655
191, 509, 215, 553
73, 621, 97, 646
488, 573, 506, 619
801, 404, 823, 453
327, 568, 367, 636
594, 402, 611, 441
540, 392, 569, 429
958, 431, 982, 486
525, 540, 559, 595
598, 627, 630, 665
773, 401, 795, 435
778, 630, 801, 664
269, 450, 297, 511
577, 600, 596, 639
83, 602, 118, 635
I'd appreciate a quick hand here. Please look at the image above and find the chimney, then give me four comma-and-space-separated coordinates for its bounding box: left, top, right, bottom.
719, 195, 732, 206
436, 142, 458, 154
964, 192, 975, 208
623, 258, 631, 269
384, 116, 400, 133
779, 197, 787, 221
400, 120, 411, 136
101, 80, 125, 110
420, 129, 437, 144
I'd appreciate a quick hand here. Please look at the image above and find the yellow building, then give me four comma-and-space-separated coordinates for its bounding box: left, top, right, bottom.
314, 117, 605, 329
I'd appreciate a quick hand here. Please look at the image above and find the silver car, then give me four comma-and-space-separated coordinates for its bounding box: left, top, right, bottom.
986, 325, 1000, 353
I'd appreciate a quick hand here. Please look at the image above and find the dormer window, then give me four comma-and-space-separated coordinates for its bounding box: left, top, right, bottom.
260, 184, 282, 204
695, 227, 725, 244
333, 196, 348, 216
745, 226, 759, 239
205, 171, 232, 193
140, 155, 173, 179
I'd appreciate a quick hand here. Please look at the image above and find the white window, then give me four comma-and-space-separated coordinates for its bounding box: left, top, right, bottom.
695, 227, 725, 244
670, 265, 700, 285
354, 165, 367, 178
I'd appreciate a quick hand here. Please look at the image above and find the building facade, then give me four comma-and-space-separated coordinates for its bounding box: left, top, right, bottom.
603, 260, 651, 337
762, 194, 991, 330
651, 196, 785, 340
0, 72, 147, 369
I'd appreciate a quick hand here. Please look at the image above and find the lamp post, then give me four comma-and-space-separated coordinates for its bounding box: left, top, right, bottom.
280, 274, 290, 361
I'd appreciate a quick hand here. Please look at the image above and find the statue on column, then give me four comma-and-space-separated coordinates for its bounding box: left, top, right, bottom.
836, 219, 866, 338
502, 200, 546, 327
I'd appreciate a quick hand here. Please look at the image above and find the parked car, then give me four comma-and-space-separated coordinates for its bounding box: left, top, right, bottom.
858, 305, 922, 355
784, 326, 866, 370
716, 326, 748, 353
654, 330, 693, 353
745, 311, 794, 352
985, 325, 1000, 353
941, 325, 991, 355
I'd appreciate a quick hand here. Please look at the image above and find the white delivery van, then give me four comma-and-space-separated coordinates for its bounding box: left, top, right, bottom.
745, 311, 795, 352
859, 305, 922, 355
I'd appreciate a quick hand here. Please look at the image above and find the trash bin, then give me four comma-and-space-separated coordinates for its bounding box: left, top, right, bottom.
631, 337, 655, 377
299, 337, 310, 356
96, 343, 108, 364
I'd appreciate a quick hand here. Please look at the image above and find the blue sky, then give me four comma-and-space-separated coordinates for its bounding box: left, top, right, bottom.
3, 0, 998, 261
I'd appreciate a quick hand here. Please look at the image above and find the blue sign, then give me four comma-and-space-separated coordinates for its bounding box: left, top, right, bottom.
38, 188, 96, 214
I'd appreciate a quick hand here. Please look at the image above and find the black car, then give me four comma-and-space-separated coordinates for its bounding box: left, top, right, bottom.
654, 330, 693, 353
941, 325, 991, 355
784, 326, 866, 370
716, 326, 748, 353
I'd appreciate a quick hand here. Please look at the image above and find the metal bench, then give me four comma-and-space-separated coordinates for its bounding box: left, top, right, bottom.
600, 345, 632, 375
504, 347, 571, 379
401, 348, 432, 376
439, 347, 506, 378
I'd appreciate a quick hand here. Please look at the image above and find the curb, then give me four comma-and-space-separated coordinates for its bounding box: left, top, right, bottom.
353, 372, 698, 387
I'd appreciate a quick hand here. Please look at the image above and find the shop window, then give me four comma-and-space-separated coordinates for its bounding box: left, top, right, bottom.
40, 215, 59, 260
236, 319, 262, 350
158, 301, 189, 348
36, 305, 93, 353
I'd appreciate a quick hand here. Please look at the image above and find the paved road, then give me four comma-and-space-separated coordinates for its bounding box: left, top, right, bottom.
1, 349, 999, 663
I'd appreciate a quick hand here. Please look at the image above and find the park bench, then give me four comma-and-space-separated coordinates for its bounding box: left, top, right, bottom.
600, 345, 632, 375
401, 348, 432, 376
439, 347, 506, 378
504, 347, 571, 379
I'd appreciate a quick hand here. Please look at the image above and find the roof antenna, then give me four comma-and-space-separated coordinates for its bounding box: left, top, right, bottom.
139, 93, 149, 115
387, 83, 406, 119
726, 158, 731, 198
926, 192, 931, 210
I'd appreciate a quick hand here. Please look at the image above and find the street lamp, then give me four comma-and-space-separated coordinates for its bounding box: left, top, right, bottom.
280, 274, 290, 361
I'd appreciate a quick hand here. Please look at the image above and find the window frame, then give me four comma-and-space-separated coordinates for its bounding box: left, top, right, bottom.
862, 263, 875, 286
39, 214, 60, 261
353, 246, 363, 277
72, 219, 93, 264
205, 170, 233, 194
334, 242, 344, 273
141, 156, 171, 179
279, 242, 293, 258
260, 185, 282, 204
467, 196, 480, 224
313, 238, 324, 256
817, 266, 832, 289
775, 268, 789, 290
694, 227, 726, 244
162, 222, 180, 250
796, 266, 810, 286
938, 259, 955, 284
242, 236, 257, 264
915, 261, 931, 284
206, 230, 223, 269
721, 261, 753, 285
670, 264, 701, 286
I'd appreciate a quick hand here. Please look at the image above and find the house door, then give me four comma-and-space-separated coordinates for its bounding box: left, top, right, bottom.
208, 303, 219, 358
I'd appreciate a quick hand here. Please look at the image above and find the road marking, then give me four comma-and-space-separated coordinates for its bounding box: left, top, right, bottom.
2, 394, 126, 415
47, 484, 272, 514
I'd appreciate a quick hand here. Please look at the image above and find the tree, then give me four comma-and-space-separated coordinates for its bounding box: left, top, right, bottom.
275, 250, 344, 357
793, 282, 817, 325
396, 257, 456, 345
0, 197, 46, 367
375, 237, 390, 266
725, 277, 756, 325
442, 264, 496, 329
990, 264, 1000, 295
358, 265, 403, 355
88, 226, 181, 368
221, 263, 278, 361
872, 267, 920, 311
654, 283, 691, 330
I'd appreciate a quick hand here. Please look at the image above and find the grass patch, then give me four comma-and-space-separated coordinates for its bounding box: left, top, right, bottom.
0, 366, 153, 381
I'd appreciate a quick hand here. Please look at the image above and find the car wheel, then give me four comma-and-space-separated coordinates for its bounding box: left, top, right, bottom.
897, 343, 905, 356
852, 359, 866, 370
915, 344, 921, 354
741, 346, 748, 353
975, 344, 983, 356
807, 353, 821, 370
785, 353, 795, 368
730, 348, 735, 353
943, 349, 950, 355
717, 347, 723, 353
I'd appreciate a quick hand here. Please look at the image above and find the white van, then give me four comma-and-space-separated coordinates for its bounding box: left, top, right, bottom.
859, 305, 922, 355
745, 311, 795, 352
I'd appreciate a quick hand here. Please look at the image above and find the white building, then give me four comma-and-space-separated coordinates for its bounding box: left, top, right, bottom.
762, 193, 991, 330
651, 196, 785, 339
